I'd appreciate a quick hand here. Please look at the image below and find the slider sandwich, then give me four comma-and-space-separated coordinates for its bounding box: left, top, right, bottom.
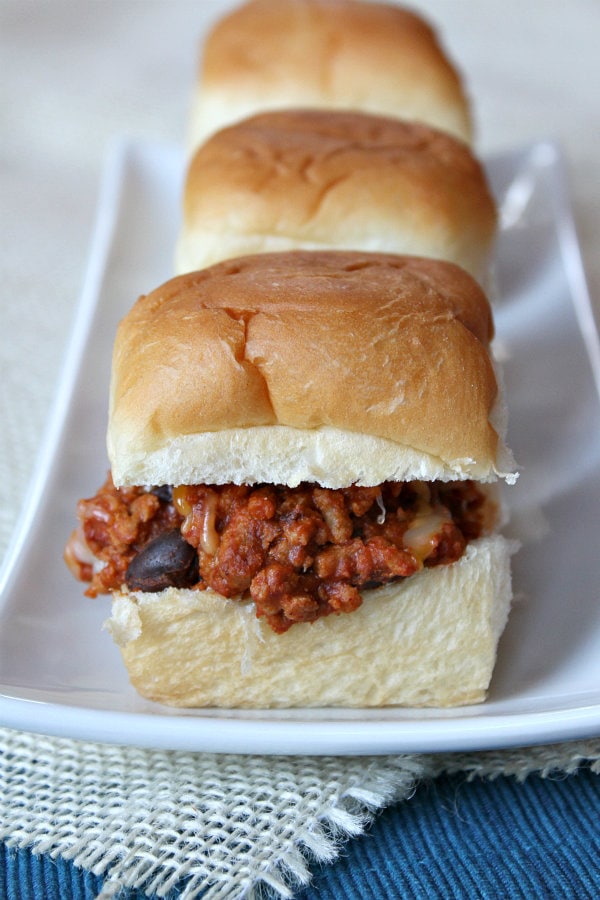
190, 0, 473, 149
65, 251, 517, 708
176, 110, 497, 283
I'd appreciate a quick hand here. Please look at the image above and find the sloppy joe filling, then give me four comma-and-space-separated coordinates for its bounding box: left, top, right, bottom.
65, 474, 491, 633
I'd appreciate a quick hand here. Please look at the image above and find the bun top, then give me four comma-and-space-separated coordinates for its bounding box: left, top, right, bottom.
191, 0, 472, 148
108, 251, 516, 489
176, 110, 497, 282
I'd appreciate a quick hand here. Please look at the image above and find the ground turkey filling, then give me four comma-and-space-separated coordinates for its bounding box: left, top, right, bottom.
65, 475, 489, 633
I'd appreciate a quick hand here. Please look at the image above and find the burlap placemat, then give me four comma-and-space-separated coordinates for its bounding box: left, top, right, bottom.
1, 726, 598, 900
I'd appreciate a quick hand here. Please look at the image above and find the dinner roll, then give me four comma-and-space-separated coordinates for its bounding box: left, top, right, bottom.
108, 251, 515, 489
189, 0, 473, 148
106, 534, 516, 708
176, 110, 496, 281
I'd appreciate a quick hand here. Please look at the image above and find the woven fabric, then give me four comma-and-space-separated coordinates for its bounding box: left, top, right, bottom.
0, 728, 423, 899
0, 728, 599, 900
296, 768, 600, 900
3, 767, 600, 900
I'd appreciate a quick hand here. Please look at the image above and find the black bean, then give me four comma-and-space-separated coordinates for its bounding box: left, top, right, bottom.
125, 530, 199, 592
150, 484, 173, 503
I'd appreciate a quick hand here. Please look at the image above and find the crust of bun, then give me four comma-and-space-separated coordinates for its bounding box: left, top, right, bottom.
105, 535, 515, 708
191, 0, 472, 147
176, 111, 496, 281
107, 252, 515, 488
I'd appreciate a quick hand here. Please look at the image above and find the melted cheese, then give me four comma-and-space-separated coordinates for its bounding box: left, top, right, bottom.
403, 511, 450, 565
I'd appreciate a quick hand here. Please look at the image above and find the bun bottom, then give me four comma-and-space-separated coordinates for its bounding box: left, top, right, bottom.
105, 536, 516, 709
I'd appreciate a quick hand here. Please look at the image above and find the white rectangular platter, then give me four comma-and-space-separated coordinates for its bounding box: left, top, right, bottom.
0, 139, 599, 755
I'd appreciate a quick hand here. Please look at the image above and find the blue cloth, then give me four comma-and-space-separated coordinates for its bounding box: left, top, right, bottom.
1, 770, 599, 899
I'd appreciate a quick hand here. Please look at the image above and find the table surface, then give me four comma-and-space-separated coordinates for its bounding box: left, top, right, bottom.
1, 1, 599, 897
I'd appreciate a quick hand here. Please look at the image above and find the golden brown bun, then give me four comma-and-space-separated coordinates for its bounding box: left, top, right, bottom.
107, 251, 516, 488
190, 0, 472, 148
176, 110, 497, 282
105, 535, 515, 708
